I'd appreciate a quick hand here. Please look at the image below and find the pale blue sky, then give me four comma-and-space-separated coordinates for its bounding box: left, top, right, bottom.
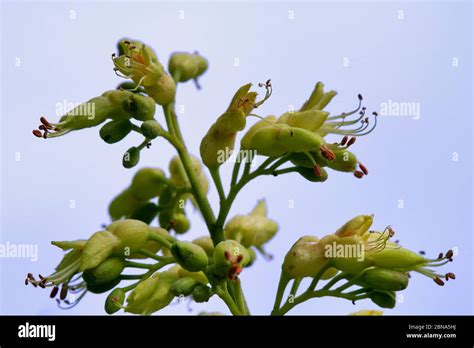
0, 0, 472, 315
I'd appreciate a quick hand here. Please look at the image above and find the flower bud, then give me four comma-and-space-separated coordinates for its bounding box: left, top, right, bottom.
327, 149, 358, 172
278, 110, 329, 132
369, 290, 396, 309
125, 270, 180, 315
168, 52, 208, 83
121, 93, 156, 121
173, 213, 191, 234
171, 241, 209, 272
169, 154, 203, 187
80, 231, 119, 271
141, 120, 163, 139
192, 236, 214, 257
371, 246, 427, 271
108, 219, 151, 253
224, 200, 278, 248
213, 240, 250, 280
105, 288, 125, 314
130, 167, 167, 201
86, 278, 121, 294
82, 257, 125, 286
99, 119, 133, 144
129, 202, 160, 224
283, 236, 333, 279
336, 215, 374, 237
359, 267, 409, 291
108, 188, 147, 220
192, 285, 212, 303
171, 277, 200, 296
128, 227, 170, 259
246, 247, 257, 267
240, 116, 277, 150
123, 147, 140, 169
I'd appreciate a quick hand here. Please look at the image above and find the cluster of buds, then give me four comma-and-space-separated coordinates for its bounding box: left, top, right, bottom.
225, 200, 278, 259
109, 155, 209, 233
282, 215, 455, 309
241, 82, 375, 181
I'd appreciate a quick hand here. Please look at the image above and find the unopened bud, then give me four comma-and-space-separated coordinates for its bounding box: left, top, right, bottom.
171, 241, 209, 272
99, 119, 133, 144
105, 288, 125, 314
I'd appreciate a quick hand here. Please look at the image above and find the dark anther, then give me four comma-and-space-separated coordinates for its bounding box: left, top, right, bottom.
372, 112, 378, 116
224, 251, 231, 261
60, 285, 68, 301
447, 272, 456, 280
353, 171, 364, 179
347, 137, 356, 147
445, 249, 454, 261
340, 135, 348, 146
438, 252, 444, 259
50, 287, 59, 299
359, 163, 368, 175
433, 277, 445, 286
236, 255, 243, 263
32, 130, 43, 138
358, 94, 363, 101
419, 250, 426, 255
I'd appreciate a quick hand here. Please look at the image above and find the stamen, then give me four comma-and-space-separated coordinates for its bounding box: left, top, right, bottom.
50, 286, 59, 299
32, 130, 43, 138
353, 171, 364, 179
347, 137, 356, 147
433, 277, 445, 286
359, 163, 368, 175
321, 146, 335, 161
340, 135, 348, 146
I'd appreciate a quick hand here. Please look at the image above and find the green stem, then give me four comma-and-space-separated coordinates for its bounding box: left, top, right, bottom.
210, 167, 226, 202
149, 230, 173, 249
124, 261, 154, 269
231, 279, 249, 315
271, 271, 290, 314
215, 285, 242, 316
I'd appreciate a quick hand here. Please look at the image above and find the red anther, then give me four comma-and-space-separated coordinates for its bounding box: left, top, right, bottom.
50, 287, 59, 299
433, 277, 445, 286
321, 146, 335, 161
447, 272, 456, 280
32, 130, 43, 138
236, 254, 243, 263
347, 137, 356, 147
340, 136, 348, 146
224, 251, 232, 261
313, 165, 321, 177
353, 171, 364, 179
40, 117, 52, 129
359, 163, 369, 175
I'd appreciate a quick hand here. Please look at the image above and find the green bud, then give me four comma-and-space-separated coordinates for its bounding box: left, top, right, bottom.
80, 231, 119, 271
369, 290, 396, 309
82, 257, 125, 286
168, 52, 208, 83
108, 219, 151, 253
129, 202, 160, 224
241, 116, 277, 150
128, 227, 169, 259
86, 278, 121, 294
171, 241, 209, 272
283, 236, 326, 279
173, 213, 191, 234
192, 285, 212, 303
125, 270, 179, 315
278, 110, 329, 132
141, 120, 163, 139
171, 264, 209, 284
145, 74, 177, 106
99, 119, 132, 144
224, 200, 278, 248
336, 215, 374, 237
122, 93, 156, 121
169, 154, 203, 187
108, 188, 147, 220
105, 288, 125, 314
327, 149, 358, 172
130, 167, 167, 200
171, 277, 200, 296
370, 247, 427, 271
123, 147, 140, 169
359, 268, 409, 291
192, 236, 214, 257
